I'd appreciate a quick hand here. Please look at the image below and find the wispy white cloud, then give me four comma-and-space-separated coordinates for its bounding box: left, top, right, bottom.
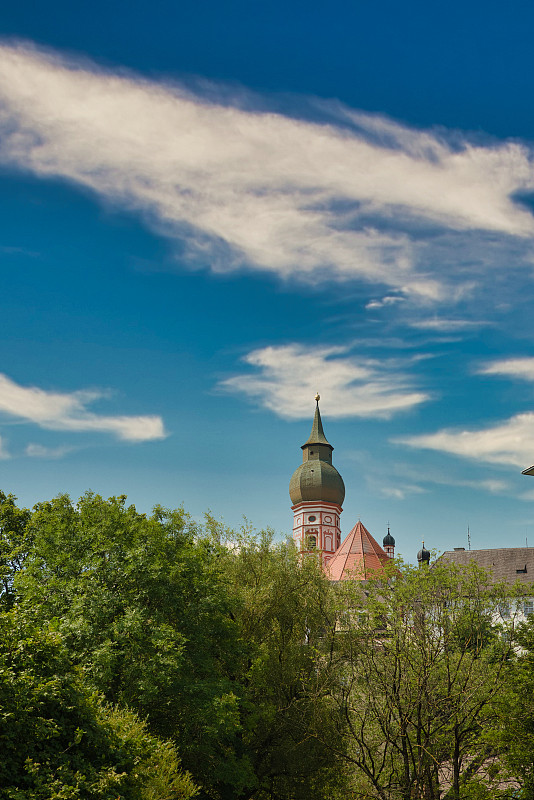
0, 43, 534, 300
398, 462, 509, 493
396, 412, 534, 468
363, 458, 509, 500
365, 295, 405, 310
379, 484, 427, 500
220, 344, 429, 419
477, 357, 534, 381
25, 443, 75, 459
458, 477, 509, 493
0, 373, 166, 442
411, 318, 491, 332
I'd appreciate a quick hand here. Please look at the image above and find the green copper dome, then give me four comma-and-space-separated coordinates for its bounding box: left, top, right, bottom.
289, 397, 345, 507
289, 459, 345, 505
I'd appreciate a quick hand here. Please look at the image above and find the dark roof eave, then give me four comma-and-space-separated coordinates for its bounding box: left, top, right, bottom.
301, 441, 333, 450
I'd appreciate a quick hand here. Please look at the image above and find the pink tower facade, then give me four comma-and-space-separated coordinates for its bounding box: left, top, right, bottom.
289, 396, 345, 569
292, 501, 343, 568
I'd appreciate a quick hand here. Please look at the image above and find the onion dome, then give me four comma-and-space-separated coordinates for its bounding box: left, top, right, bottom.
289, 460, 346, 505
289, 396, 345, 507
383, 527, 395, 548
417, 541, 430, 565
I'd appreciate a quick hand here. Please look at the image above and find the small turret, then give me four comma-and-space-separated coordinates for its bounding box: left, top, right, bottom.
417, 541, 430, 567
383, 526, 395, 559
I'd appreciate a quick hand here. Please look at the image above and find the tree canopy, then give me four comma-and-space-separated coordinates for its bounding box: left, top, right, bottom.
0, 606, 197, 800
323, 559, 522, 799
2, 489, 534, 799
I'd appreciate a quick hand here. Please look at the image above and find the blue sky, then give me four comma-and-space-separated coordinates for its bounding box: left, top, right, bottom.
2, 0, 534, 560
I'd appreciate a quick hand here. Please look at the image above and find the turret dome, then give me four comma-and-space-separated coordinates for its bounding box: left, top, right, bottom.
417, 542, 430, 564
383, 528, 395, 547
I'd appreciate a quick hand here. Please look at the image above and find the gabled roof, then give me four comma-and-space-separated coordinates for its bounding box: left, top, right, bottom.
327, 520, 391, 581
440, 547, 534, 586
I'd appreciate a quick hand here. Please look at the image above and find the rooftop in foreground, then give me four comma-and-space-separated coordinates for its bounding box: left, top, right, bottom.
439, 547, 534, 586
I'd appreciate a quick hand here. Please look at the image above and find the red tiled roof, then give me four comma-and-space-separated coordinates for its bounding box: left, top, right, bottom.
327, 520, 391, 581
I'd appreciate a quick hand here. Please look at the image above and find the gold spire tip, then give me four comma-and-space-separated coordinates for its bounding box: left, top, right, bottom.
315, 392, 320, 403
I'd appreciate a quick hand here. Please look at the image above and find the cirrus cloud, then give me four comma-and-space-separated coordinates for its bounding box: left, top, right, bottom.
411, 318, 492, 332
477, 357, 534, 381
25, 443, 75, 459
0, 373, 166, 442
1, 43, 534, 301
396, 412, 534, 468
220, 344, 429, 419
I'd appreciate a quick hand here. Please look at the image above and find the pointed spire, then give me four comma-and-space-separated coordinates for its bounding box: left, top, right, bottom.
302, 393, 332, 449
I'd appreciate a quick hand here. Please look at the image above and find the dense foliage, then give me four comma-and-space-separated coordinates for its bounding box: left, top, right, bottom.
324, 561, 521, 799
0, 607, 197, 800
2, 488, 534, 799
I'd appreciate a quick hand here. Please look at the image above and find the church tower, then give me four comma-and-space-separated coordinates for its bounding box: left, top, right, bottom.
289, 395, 345, 568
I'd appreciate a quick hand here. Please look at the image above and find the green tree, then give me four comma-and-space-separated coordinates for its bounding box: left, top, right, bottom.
323, 560, 518, 800
0, 490, 31, 608
0, 606, 197, 800
492, 610, 534, 798
209, 521, 347, 800
15, 492, 247, 798
14, 492, 348, 800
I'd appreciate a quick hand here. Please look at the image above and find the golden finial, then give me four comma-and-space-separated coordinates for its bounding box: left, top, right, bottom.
315, 392, 320, 403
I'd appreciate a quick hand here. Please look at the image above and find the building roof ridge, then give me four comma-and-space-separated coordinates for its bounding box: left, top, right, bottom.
442, 546, 534, 554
